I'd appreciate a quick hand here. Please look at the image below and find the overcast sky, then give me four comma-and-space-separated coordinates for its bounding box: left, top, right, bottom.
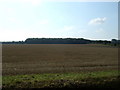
0, 0, 118, 41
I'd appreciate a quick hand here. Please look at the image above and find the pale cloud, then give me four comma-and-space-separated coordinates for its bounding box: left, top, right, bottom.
88, 17, 107, 25
31, 0, 42, 6
0, 27, 45, 41
0, 26, 50, 41
9, 18, 17, 23
56, 26, 75, 35
0, 27, 26, 41
63, 26, 74, 31
2, 8, 15, 16
21, 0, 43, 6
39, 20, 49, 25
78, 29, 87, 33
7, 8, 14, 13
95, 28, 105, 33
0, 0, 43, 6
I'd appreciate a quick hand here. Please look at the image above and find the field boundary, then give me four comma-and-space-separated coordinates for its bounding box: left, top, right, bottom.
2, 70, 119, 88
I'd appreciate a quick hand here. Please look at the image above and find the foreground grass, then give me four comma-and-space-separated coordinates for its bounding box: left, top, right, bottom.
2, 70, 120, 88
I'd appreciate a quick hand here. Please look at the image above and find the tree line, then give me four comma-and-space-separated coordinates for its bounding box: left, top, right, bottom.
2, 38, 120, 46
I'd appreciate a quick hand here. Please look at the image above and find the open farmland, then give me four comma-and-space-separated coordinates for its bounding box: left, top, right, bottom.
2, 44, 118, 75
2, 44, 119, 88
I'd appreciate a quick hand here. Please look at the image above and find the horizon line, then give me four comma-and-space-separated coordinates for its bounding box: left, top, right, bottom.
0, 37, 118, 42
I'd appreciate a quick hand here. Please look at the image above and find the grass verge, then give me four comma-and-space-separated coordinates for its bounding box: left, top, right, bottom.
2, 70, 120, 88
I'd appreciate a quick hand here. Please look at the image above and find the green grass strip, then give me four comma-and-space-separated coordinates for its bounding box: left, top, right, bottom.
2, 70, 120, 88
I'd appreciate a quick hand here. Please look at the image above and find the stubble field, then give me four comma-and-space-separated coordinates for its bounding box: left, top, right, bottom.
2, 44, 118, 75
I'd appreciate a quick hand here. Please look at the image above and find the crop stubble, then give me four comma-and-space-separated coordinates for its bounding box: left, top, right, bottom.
2, 44, 118, 75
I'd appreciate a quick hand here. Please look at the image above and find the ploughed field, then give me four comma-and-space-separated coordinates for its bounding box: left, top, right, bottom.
2, 44, 118, 75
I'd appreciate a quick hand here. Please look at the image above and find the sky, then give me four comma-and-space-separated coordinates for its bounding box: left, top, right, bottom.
0, 0, 118, 41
